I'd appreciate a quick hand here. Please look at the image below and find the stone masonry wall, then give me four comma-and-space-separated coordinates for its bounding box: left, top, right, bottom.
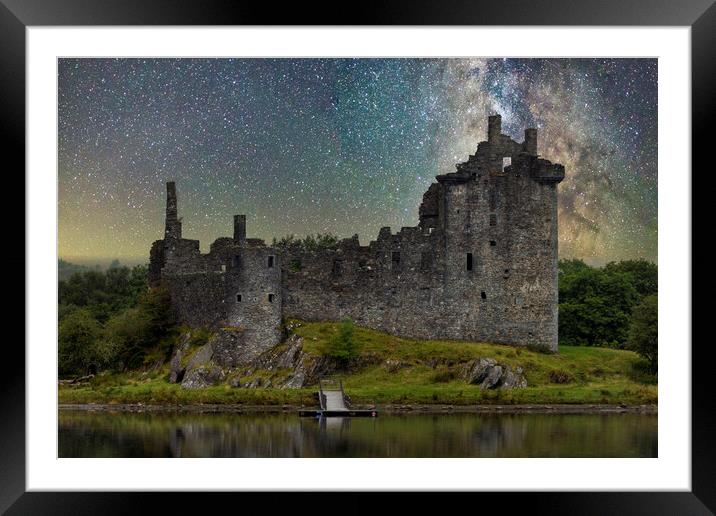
149, 114, 564, 352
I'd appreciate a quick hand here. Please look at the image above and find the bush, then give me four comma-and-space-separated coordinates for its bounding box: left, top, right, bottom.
558, 266, 640, 347
628, 358, 658, 384
548, 370, 573, 384
322, 318, 360, 365
59, 308, 115, 376
626, 295, 658, 374
429, 368, 456, 383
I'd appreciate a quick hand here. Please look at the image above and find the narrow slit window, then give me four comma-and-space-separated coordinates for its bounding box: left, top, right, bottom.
421, 252, 432, 271
267, 256, 275, 268
268, 293, 275, 303
232, 255, 240, 267
481, 291, 487, 300
392, 251, 401, 270
332, 259, 342, 275
466, 253, 473, 271
236, 294, 242, 303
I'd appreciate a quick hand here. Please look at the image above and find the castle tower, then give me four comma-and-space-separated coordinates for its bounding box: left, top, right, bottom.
164, 181, 182, 240
524, 128, 538, 155
487, 114, 502, 142
233, 214, 246, 243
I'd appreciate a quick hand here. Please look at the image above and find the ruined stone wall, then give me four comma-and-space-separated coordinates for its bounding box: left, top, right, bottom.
150, 114, 564, 352
280, 114, 564, 350
149, 216, 284, 358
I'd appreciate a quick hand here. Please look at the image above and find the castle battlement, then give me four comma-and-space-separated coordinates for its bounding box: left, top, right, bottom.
149, 115, 565, 358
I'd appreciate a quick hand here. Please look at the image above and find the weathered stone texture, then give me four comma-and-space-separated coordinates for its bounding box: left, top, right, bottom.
149, 115, 564, 352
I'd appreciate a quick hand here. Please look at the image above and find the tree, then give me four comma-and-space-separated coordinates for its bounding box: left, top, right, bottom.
604, 259, 658, 297
104, 285, 176, 370
626, 295, 658, 373
558, 258, 591, 277
58, 308, 113, 376
559, 268, 640, 347
58, 265, 149, 323
104, 308, 154, 370
323, 319, 360, 365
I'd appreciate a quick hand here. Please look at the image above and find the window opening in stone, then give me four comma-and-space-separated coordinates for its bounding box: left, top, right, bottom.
490, 240, 497, 247
267, 255, 275, 268
268, 293, 275, 303
490, 214, 497, 226
392, 251, 401, 270
332, 259, 342, 275
481, 291, 487, 300
232, 255, 240, 267
466, 253, 473, 271
421, 252, 432, 271
236, 294, 242, 302
502, 157, 512, 171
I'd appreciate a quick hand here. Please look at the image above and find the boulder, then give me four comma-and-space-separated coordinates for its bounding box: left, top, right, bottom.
180, 342, 215, 389
383, 359, 407, 373
168, 333, 192, 383
501, 367, 528, 389
465, 358, 498, 385
181, 365, 225, 389
274, 336, 303, 369
168, 349, 184, 383
282, 353, 336, 389
481, 365, 503, 389
463, 358, 527, 389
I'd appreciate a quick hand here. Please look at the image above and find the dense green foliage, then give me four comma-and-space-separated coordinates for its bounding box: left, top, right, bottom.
626, 295, 658, 373
321, 318, 361, 365
58, 264, 175, 377
59, 308, 111, 376
59, 265, 148, 323
558, 259, 657, 348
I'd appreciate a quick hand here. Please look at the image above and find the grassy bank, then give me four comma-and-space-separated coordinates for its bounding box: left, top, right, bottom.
59, 321, 657, 407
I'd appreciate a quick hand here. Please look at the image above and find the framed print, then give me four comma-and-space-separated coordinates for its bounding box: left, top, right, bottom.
4, 0, 711, 512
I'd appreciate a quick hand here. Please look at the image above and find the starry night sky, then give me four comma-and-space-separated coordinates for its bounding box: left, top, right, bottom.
58, 58, 657, 266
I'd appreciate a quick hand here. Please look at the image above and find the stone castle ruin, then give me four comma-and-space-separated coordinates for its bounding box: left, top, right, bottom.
149, 114, 565, 361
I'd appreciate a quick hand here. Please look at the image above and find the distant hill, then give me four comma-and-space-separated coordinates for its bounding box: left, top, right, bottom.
58, 259, 96, 281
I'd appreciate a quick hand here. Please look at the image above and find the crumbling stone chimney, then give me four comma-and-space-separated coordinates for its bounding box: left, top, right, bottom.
164, 181, 182, 240
233, 214, 246, 243
524, 128, 538, 155
488, 114, 502, 143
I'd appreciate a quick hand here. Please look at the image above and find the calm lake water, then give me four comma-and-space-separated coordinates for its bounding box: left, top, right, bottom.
58, 409, 657, 458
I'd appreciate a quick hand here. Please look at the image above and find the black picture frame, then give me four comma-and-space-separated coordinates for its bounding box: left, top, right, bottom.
3, 0, 709, 513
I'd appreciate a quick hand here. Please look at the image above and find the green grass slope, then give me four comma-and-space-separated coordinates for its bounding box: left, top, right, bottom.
59, 320, 657, 406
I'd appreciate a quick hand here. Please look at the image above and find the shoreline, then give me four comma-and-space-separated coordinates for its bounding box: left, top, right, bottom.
59, 403, 657, 414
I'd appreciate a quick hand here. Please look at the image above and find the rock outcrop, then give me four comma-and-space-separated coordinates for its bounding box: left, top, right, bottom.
464, 358, 527, 389
168, 326, 527, 391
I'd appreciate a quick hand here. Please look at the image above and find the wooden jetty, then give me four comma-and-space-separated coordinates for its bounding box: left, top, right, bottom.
298, 379, 378, 418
